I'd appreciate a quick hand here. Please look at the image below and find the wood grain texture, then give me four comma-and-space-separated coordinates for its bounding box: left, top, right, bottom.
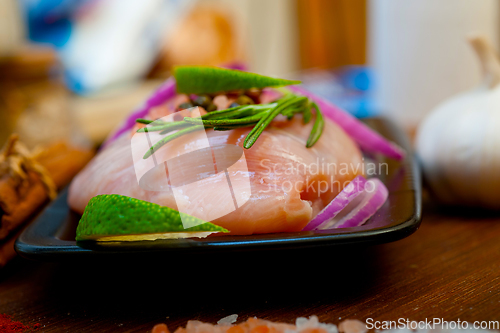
1, 199, 500, 332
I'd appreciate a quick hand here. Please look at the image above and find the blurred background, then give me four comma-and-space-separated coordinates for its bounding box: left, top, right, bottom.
1, 0, 498, 148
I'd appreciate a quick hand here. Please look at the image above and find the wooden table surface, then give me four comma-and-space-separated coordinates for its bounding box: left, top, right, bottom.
1, 198, 500, 332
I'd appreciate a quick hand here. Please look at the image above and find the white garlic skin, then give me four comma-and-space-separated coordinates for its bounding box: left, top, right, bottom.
416, 85, 500, 209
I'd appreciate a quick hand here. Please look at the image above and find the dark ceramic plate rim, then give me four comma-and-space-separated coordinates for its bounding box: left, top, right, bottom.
15, 117, 422, 261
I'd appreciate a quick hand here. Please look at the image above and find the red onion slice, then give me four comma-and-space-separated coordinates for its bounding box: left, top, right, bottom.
303, 176, 389, 231
319, 178, 389, 230
288, 85, 405, 161
302, 176, 367, 231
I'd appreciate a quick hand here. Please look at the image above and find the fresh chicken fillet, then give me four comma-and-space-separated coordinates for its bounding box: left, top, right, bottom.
68, 108, 363, 235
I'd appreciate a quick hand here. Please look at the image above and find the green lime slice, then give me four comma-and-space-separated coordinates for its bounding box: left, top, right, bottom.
76, 195, 228, 241
173, 66, 301, 95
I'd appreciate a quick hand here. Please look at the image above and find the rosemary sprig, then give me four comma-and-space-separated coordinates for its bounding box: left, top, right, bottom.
136, 93, 324, 159
143, 124, 204, 159
306, 102, 324, 148
243, 95, 307, 149
137, 121, 190, 134
201, 105, 244, 119
213, 124, 255, 131
159, 123, 192, 135
135, 118, 157, 125
201, 103, 277, 120
183, 112, 268, 127
302, 103, 312, 124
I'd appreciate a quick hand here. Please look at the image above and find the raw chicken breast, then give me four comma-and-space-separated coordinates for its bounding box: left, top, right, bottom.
68, 111, 363, 235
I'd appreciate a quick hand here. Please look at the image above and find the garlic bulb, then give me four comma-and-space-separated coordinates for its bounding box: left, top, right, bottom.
416, 34, 500, 209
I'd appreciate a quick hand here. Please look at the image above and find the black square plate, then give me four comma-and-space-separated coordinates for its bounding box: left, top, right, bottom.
15, 117, 421, 261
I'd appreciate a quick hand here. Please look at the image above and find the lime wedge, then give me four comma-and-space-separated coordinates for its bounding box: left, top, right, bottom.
76, 194, 228, 241
173, 66, 301, 95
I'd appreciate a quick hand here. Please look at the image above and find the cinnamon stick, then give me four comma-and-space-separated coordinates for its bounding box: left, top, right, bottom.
0, 140, 94, 266
0, 172, 48, 240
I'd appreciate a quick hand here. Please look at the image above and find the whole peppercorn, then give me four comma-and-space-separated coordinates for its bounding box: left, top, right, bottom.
193, 95, 212, 108
178, 102, 194, 110
206, 103, 217, 112
246, 88, 261, 104
235, 95, 254, 105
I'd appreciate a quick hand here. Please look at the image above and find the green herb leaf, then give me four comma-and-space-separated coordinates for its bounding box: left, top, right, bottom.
202, 103, 277, 120
306, 102, 324, 148
174, 66, 301, 95
243, 95, 307, 149
302, 103, 312, 124
143, 124, 203, 159
135, 118, 157, 125
184, 112, 267, 127
136, 121, 190, 134
137, 93, 323, 158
